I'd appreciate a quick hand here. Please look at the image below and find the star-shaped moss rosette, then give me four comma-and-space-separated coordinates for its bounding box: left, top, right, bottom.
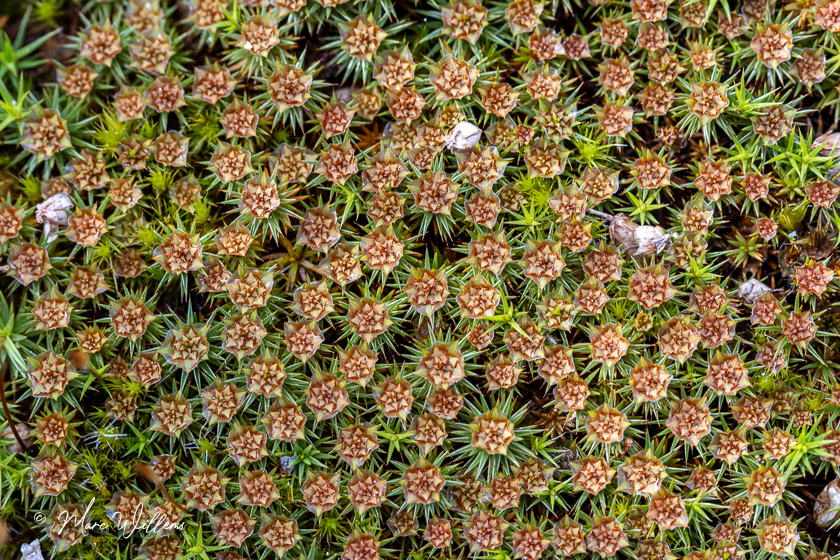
314, 140, 358, 186
260, 514, 301, 555
400, 456, 446, 504
262, 398, 307, 442
78, 21, 122, 67
296, 205, 342, 253
456, 145, 509, 190
210, 508, 257, 547
226, 267, 274, 310
407, 170, 460, 215
114, 88, 146, 122
237, 469, 281, 508
456, 273, 501, 319
469, 407, 515, 456
685, 79, 731, 126
236, 14, 280, 58
153, 229, 203, 275
181, 460, 230, 511
335, 423, 379, 468
744, 465, 787, 506
347, 470, 387, 515
588, 323, 630, 368
267, 64, 314, 113
306, 369, 350, 422
209, 142, 255, 184
627, 262, 678, 310
45, 503, 89, 552
346, 296, 394, 343
150, 392, 195, 437
28, 351, 79, 399
362, 147, 410, 192
105, 491, 150, 534
755, 515, 800, 557
359, 226, 405, 276
616, 448, 667, 495
665, 397, 712, 446
219, 311, 268, 361
301, 471, 341, 516
658, 316, 701, 364
193, 63, 237, 105
405, 267, 449, 316
385, 506, 416, 535
315, 101, 356, 139
160, 323, 210, 372
628, 356, 672, 403
0, 201, 25, 243
30, 451, 78, 497
410, 413, 447, 453
337, 344, 378, 388
783, 310, 817, 349
585, 403, 631, 444
200, 379, 246, 424
441, 0, 488, 43
551, 516, 587, 556
430, 55, 480, 101
525, 138, 570, 178
520, 239, 565, 290
415, 340, 465, 388
150, 130, 190, 167
226, 423, 269, 466
283, 319, 323, 362
339, 15, 388, 62
462, 509, 510, 552
374, 46, 416, 90
32, 287, 72, 331
222, 98, 259, 139
21, 108, 73, 162
373, 373, 414, 420
290, 280, 334, 320
129, 29, 172, 74
244, 351, 287, 398
109, 296, 155, 342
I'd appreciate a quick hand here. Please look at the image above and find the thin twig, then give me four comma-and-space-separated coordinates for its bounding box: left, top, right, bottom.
276, 234, 295, 253
0, 360, 28, 454
300, 260, 327, 277
260, 252, 288, 262
133, 463, 189, 514
586, 208, 614, 221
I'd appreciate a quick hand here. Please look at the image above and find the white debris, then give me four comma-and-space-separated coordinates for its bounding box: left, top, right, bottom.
334, 87, 357, 104
592, 210, 670, 259
36, 193, 74, 243
738, 278, 771, 303
606, 214, 637, 248
445, 121, 482, 151
21, 540, 43, 560
814, 478, 840, 529
634, 225, 670, 256
813, 131, 840, 156
36, 193, 73, 225
1, 423, 34, 454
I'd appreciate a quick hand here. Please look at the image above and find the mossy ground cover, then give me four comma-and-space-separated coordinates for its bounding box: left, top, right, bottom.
2, 0, 840, 559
